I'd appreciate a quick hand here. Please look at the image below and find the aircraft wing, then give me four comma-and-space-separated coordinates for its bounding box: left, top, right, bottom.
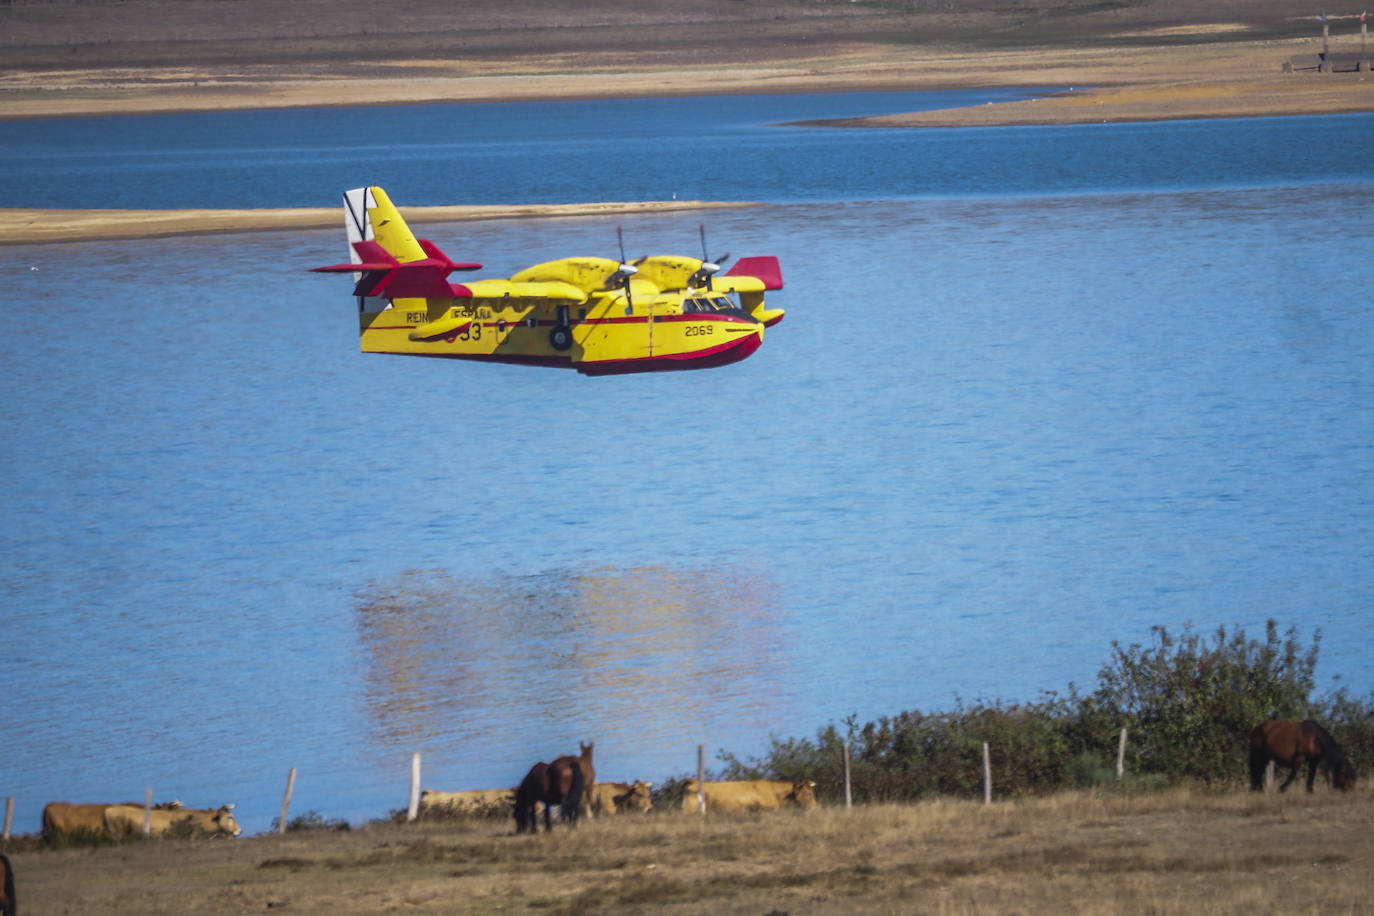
711, 275, 766, 294
464, 279, 589, 303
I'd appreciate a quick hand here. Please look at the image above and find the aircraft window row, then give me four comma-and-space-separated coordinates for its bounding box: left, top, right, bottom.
683, 297, 739, 314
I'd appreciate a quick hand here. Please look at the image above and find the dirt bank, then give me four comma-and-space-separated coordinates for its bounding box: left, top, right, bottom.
1, 0, 1369, 125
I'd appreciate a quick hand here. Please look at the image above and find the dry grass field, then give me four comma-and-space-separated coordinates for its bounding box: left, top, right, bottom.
6, 787, 1371, 913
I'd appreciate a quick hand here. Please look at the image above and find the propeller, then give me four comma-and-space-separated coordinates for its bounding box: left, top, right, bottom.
606, 225, 638, 310
692, 223, 730, 290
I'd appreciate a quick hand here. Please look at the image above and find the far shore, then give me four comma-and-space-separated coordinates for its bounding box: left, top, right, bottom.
4, 23, 1373, 245
3, 34, 1371, 128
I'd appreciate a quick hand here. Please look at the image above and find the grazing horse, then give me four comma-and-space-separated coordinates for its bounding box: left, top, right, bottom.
1249, 719, 1357, 793
1, 852, 14, 916
576, 741, 596, 819
514, 755, 585, 833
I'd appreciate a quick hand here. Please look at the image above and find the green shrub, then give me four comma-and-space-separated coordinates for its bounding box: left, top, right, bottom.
1078, 620, 1320, 784
270, 810, 350, 833
1067, 750, 1116, 789
414, 799, 509, 822
1315, 687, 1374, 778
718, 619, 1359, 799
163, 814, 214, 840
42, 827, 130, 849
651, 775, 695, 811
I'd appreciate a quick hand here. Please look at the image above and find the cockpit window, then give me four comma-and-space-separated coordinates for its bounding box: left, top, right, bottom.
693, 297, 716, 312
712, 297, 733, 311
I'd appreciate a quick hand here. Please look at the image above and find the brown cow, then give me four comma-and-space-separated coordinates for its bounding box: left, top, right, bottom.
103, 804, 241, 838
42, 800, 182, 839
680, 779, 817, 813
588, 780, 653, 816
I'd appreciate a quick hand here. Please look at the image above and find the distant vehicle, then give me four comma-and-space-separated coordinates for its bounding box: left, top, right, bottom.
312, 186, 784, 375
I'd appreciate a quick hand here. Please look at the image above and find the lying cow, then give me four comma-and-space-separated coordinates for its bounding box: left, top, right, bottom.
103, 803, 241, 838
680, 779, 817, 813
418, 788, 514, 818
588, 780, 653, 817
42, 800, 182, 839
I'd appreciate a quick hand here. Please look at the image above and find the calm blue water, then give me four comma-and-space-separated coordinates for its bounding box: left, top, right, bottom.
3, 94, 1374, 836
4, 91, 1374, 208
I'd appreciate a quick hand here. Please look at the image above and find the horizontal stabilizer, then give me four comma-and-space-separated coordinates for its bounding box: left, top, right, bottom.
724, 256, 783, 290
312, 239, 478, 299
417, 239, 483, 273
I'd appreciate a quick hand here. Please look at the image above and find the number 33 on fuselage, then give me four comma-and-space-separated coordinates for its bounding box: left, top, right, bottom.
311, 186, 784, 376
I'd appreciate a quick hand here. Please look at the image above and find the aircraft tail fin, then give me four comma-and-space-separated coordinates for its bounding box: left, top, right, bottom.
342, 186, 425, 263
312, 186, 482, 300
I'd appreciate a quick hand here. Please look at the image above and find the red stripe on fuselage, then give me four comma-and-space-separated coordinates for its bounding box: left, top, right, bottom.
365, 328, 761, 374
576, 329, 762, 376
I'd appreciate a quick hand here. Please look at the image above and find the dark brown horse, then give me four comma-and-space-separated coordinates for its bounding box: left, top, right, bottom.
1249, 719, 1357, 793
1, 851, 14, 916
514, 755, 585, 833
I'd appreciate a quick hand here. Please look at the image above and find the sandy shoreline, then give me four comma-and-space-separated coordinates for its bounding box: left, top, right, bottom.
0, 201, 760, 245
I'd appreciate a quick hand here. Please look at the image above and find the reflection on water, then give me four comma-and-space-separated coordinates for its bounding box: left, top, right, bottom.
355, 565, 791, 786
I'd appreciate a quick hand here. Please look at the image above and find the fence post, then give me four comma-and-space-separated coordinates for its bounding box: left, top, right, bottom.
1266, 760, 1274, 791
982, 742, 992, 804
144, 787, 153, 836
696, 744, 706, 815
1116, 727, 1128, 781
3, 796, 13, 840
842, 741, 852, 809
279, 767, 296, 835
407, 752, 421, 822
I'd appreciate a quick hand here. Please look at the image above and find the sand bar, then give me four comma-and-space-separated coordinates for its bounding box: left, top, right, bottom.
0, 201, 760, 245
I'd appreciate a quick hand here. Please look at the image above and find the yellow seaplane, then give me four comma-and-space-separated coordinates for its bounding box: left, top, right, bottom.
312, 186, 784, 375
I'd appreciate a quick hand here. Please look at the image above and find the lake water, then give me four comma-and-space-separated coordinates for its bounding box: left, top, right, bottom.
3, 93, 1373, 835
6, 91, 1374, 208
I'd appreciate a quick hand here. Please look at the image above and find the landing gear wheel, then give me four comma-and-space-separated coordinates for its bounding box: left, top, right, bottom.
550, 326, 573, 351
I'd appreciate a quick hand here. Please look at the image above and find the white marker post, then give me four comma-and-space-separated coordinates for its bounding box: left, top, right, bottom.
696, 745, 706, 815
279, 768, 296, 835
842, 742, 853, 809
408, 753, 421, 823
